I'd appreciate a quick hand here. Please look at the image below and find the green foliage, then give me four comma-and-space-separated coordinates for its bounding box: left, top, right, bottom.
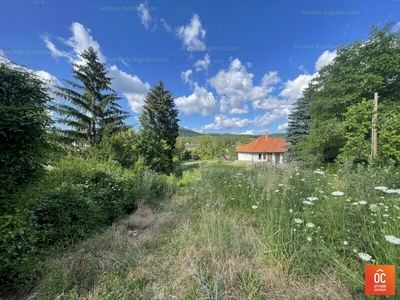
0, 191, 42, 285
34, 183, 104, 245
193, 135, 224, 160
339, 99, 374, 163
55, 47, 130, 149
137, 81, 180, 173
0, 62, 54, 198
90, 128, 138, 168
301, 23, 400, 163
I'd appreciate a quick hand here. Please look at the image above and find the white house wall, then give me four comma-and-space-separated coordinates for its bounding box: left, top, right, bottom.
237, 152, 285, 164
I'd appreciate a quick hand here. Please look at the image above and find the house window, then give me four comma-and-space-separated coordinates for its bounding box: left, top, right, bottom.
258, 153, 262, 160
263, 153, 266, 159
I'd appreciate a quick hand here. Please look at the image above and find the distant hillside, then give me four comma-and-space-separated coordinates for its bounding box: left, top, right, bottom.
178, 127, 202, 137
178, 127, 287, 140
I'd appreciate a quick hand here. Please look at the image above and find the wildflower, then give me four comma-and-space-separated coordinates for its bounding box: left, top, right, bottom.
314, 170, 325, 175
369, 204, 378, 212
301, 178, 305, 181
319, 190, 324, 193
343, 241, 349, 245
289, 209, 293, 213
296, 172, 300, 176
352, 202, 359, 206
358, 200, 367, 205
332, 191, 344, 196
307, 237, 312, 242
358, 252, 372, 261
383, 214, 389, 217
384, 189, 400, 194
275, 190, 280, 193
278, 183, 284, 187
252, 205, 258, 209
294, 218, 303, 224
374, 186, 388, 191
303, 200, 313, 206
306, 222, 315, 228
238, 184, 242, 187
307, 197, 318, 201
384, 235, 400, 245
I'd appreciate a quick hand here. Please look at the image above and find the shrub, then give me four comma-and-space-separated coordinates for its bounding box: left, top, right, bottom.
34, 183, 106, 246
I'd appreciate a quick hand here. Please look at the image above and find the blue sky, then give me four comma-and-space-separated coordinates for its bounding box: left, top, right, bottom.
1, 0, 399, 134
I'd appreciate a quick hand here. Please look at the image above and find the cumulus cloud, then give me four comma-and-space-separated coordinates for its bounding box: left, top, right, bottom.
279, 74, 315, 102
240, 130, 256, 135
253, 107, 291, 127
203, 114, 251, 130
209, 58, 280, 114
175, 82, 216, 116
278, 122, 288, 132
194, 53, 210, 71
315, 50, 336, 71
41, 22, 151, 114
137, 2, 153, 30
176, 14, 206, 51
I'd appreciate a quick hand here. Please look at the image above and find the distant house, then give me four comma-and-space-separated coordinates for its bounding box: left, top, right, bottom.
236, 133, 290, 164
184, 143, 200, 151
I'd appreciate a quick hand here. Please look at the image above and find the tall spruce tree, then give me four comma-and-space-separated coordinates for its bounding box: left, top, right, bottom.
137, 81, 179, 173
56, 47, 130, 149
286, 85, 313, 146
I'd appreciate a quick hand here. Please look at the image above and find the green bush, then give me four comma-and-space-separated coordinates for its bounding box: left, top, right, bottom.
0, 192, 41, 284
34, 183, 105, 246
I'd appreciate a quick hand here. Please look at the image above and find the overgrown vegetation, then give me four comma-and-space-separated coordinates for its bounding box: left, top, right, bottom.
288, 23, 400, 164
10, 162, 399, 299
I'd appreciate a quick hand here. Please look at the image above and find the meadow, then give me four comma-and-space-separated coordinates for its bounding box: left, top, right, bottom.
14, 161, 400, 299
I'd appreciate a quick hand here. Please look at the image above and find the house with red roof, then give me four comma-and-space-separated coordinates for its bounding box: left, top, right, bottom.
236, 133, 290, 164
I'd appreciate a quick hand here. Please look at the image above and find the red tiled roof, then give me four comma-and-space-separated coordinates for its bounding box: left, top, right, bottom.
236, 135, 290, 153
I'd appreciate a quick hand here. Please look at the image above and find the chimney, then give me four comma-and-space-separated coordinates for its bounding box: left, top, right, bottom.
265, 132, 269, 139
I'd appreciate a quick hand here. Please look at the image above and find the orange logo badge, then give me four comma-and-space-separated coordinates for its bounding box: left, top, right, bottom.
365, 265, 396, 296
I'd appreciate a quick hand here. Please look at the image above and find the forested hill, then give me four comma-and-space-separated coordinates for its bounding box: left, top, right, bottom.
178, 127, 287, 140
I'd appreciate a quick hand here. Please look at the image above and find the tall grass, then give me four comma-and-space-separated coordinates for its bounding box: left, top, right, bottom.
12, 161, 400, 299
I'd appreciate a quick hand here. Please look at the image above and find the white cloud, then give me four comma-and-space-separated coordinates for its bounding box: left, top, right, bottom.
194, 53, 210, 71
253, 107, 291, 127
61, 22, 105, 64
175, 82, 216, 116
160, 18, 172, 32
42, 22, 151, 114
181, 69, 193, 84
176, 14, 206, 51
279, 74, 315, 102
108, 65, 151, 113
203, 114, 251, 130
278, 122, 288, 132
392, 22, 400, 33
137, 2, 153, 30
240, 130, 255, 135
315, 50, 336, 71
209, 58, 280, 114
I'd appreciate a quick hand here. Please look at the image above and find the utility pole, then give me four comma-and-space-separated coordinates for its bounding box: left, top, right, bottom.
371, 92, 378, 158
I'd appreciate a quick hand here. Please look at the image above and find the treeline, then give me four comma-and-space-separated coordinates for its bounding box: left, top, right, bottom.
287, 23, 400, 165
0, 47, 181, 288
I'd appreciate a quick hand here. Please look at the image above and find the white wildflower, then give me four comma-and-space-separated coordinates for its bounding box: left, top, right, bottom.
358, 200, 367, 205
306, 222, 315, 228
332, 191, 344, 196
252, 205, 258, 209
278, 183, 284, 187
301, 178, 305, 181
307, 197, 318, 201
374, 186, 388, 191
343, 241, 349, 245
369, 204, 379, 212
314, 170, 325, 175
289, 209, 293, 213
358, 252, 372, 261
303, 200, 313, 205
294, 218, 303, 224
307, 237, 312, 242
384, 235, 400, 245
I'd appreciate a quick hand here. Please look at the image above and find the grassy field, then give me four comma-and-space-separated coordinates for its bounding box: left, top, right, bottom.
14, 161, 400, 299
